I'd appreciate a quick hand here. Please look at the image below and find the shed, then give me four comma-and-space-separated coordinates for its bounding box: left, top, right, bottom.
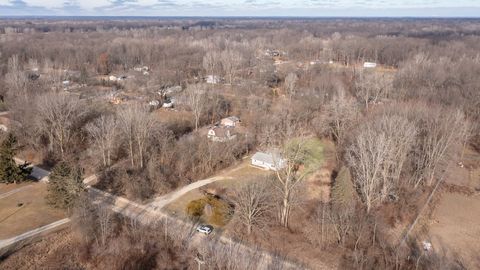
221, 116, 240, 127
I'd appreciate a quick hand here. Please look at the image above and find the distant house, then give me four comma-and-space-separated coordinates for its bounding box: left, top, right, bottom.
206, 75, 222, 84
251, 151, 286, 171
363, 62, 377, 68
109, 75, 117, 81
149, 100, 160, 107
162, 98, 175, 108
0, 116, 11, 132
221, 116, 240, 127
134, 66, 149, 72
207, 126, 237, 142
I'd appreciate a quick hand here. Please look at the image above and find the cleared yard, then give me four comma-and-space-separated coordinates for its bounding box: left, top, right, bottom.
165, 139, 332, 227
0, 183, 65, 239
164, 158, 271, 224
429, 192, 480, 269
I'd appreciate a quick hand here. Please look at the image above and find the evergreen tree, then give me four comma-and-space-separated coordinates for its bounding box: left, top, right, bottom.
331, 166, 355, 208
46, 162, 85, 209
0, 133, 32, 184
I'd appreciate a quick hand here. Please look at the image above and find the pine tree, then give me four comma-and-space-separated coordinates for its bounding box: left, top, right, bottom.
331, 166, 355, 208
46, 162, 85, 209
0, 133, 32, 184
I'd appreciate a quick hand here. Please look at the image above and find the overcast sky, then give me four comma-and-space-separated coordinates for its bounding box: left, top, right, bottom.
1, 0, 480, 17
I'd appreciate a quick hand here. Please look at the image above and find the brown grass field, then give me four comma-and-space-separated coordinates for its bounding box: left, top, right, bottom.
0, 183, 65, 239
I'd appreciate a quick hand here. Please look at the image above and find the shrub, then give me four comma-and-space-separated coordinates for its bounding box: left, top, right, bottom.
186, 199, 206, 219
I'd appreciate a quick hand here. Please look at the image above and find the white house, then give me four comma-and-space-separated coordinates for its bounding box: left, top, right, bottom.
221, 116, 240, 127
251, 151, 286, 171
149, 100, 160, 107
206, 75, 222, 84
109, 75, 117, 81
162, 98, 175, 108
207, 126, 237, 142
363, 62, 377, 68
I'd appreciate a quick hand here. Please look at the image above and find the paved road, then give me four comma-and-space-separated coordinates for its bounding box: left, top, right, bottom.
1, 162, 324, 269
87, 187, 311, 269
0, 218, 70, 250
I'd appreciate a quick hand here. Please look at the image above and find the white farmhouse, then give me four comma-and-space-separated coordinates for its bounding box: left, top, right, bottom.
363, 62, 377, 68
251, 151, 286, 171
206, 75, 222, 84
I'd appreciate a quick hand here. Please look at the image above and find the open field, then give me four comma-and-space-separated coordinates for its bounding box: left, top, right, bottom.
429, 192, 480, 269
0, 183, 65, 239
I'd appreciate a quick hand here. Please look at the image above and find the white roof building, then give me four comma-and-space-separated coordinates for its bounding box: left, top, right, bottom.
251, 151, 286, 171
363, 62, 377, 68
206, 75, 222, 84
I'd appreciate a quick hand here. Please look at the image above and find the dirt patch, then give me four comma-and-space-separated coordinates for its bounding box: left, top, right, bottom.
0, 183, 65, 239
429, 192, 480, 269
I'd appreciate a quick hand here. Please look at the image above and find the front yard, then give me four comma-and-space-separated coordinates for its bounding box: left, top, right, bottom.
0, 182, 65, 239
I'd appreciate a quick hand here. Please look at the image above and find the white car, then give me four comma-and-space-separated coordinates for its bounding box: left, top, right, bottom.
196, 224, 213, 235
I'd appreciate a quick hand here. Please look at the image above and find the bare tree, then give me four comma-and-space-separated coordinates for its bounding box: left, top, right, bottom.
284, 72, 298, 100
354, 71, 394, 110
412, 108, 466, 187
232, 179, 272, 235
36, 92, 85, 158
96, 205, 114, 247
184, 84, 206, 131
346, 114, 416, 212
315, 87, 359, 148
117, 103, 157, 168
220, 49, 243, 85
346, 124, 387, 212
203, 51, 221, 76
5, 55, 28, 99
86, 115, 118, 167
273, 137, 322, 227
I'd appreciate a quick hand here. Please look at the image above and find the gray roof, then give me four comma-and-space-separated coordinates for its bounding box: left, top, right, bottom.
251, 151, 284, 165
225, 116, 240, 122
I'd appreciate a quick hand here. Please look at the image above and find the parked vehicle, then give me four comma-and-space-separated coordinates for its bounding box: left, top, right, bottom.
196, 224, 213, 235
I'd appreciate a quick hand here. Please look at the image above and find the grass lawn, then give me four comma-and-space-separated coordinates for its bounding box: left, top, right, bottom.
0, 183, 65, 239
0, 182, 32, 194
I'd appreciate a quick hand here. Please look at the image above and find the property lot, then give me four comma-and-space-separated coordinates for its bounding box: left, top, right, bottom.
429, 192, 480, 269
0, 183, 65, 239
163, 159, 271, 225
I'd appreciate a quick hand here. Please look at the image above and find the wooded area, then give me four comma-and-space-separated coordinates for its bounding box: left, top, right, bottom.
0, 17, 479, 269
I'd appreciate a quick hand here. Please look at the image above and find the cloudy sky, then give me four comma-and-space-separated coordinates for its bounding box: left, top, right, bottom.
1, 0, 480, 17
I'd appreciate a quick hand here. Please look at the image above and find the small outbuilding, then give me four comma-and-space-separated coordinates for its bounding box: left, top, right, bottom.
206, 75, 222, 84
221, 116, 240, 127
251, 151, 286, 171
363, 62, 377, 68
